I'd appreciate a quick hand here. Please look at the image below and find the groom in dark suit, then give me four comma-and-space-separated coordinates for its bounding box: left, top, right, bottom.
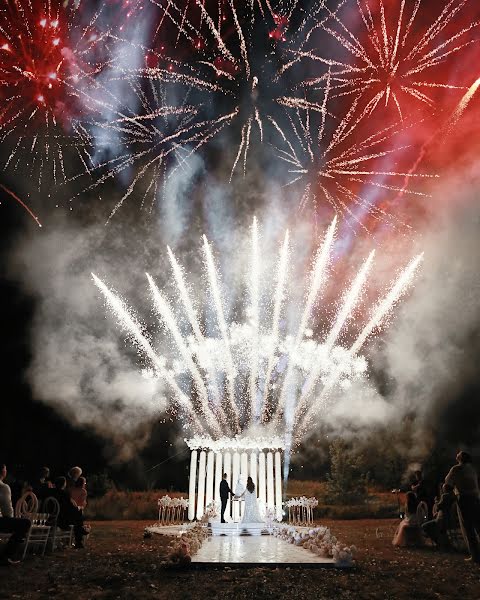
220, 473, 234, 523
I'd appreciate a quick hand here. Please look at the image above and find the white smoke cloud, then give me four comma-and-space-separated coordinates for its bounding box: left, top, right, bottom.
376, 172, 480, 433
10, 223, 168, 457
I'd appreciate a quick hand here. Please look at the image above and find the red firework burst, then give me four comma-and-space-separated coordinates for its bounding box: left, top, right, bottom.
0, 0, 111, 186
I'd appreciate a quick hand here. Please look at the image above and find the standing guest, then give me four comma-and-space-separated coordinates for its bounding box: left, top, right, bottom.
52, 477, 88, 549
32, 467, 53, 501
422, 483, 456, 548
66, 467, 83, 493
411, 470, 433, 517
0, 463, 31, 564
219, 473, 234, 524
393, 491, 423, 547
445, 451, 480, 563
70, 477, 88, 510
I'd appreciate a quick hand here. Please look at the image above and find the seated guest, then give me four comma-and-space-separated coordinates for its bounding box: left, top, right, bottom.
393, 491, 423, 547
32, 467, 53, 501
66, 466, 82, 493
0, 463, 31, 564
70, 477, 88, 511
52, 477, 88, 549
422, 483, 456, 548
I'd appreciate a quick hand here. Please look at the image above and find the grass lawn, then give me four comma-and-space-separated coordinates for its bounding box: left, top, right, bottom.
1, 519, 478, 599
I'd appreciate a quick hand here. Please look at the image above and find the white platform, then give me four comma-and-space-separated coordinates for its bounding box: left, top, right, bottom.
192, 536, 336, 566
210, 522, 270, 536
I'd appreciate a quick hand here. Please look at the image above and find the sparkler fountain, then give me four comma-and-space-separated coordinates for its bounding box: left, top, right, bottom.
93, 217, 422, 520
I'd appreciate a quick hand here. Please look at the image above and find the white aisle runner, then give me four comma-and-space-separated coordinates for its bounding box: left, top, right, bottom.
192, 536, 336, 565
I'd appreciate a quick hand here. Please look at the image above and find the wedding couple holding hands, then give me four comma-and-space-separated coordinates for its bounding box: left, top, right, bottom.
219, 473, 264, 523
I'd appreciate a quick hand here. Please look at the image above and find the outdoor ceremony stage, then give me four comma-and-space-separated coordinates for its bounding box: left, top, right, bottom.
186, 437, 285, 522
147, 436, 349, 567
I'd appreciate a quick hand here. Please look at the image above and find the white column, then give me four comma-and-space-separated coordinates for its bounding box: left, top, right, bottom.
223, 451, 231, 521
240, 452, 248, 479
188, 450, 197, 521
266, 451, 274, 509
258, 452, 266, 509
205, 451, 215, 511
275, 451, 283, 521
240, 452, 248, 518
196, 450, 207, 520
250, 452, 257, 488
232, 452, 240, 522
214, 452, 223, 507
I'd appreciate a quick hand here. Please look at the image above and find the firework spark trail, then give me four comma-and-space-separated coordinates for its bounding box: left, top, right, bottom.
93, 220, 422, 443
278, 0, 348, 76
146, 273, 223, 435
445, 75, 480, 133
350, 252, 424, 355
0, 184, 42, 228
249, 217, 260, 422
292, 249, 375, 424
260, 229, 290, 424
384, 75, 480, 205
271, 216, 337, 422
296, 252, 424, 439
166, 246, 229, 424
228, 0, 251, 80
202, 235, 241, 431
91, 273, 204, 433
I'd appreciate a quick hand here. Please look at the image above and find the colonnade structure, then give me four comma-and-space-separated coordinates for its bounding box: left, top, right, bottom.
186, 437, 285, 522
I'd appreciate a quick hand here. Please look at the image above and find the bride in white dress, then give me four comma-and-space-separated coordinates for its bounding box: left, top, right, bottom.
237, 477, 264, 523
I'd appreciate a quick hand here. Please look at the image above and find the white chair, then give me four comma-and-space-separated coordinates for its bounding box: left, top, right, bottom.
15, 491, 38, 518
14, 492, 50, 559
42, 496, 74, 551
21, 513, 51, 559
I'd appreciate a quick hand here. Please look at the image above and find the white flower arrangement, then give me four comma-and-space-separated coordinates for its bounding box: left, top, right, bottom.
157, 496, 189, 509
272, 524, 356, 567
286, 496, 318, 525
204, 501, 219, 519
158, 495, 189, 525
286, 496, 318, 508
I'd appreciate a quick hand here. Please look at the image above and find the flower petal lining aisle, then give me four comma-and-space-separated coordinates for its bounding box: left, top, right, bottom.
272, 525, 356, 567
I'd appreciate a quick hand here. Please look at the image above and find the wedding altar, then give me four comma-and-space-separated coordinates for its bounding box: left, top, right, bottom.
185, 436, 285, 522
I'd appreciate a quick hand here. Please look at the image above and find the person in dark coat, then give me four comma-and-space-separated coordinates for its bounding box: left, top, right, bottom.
32, 467, 53, 501
219, 473, 234, 523
52, 477, 88, 548
422, 483, 457, 547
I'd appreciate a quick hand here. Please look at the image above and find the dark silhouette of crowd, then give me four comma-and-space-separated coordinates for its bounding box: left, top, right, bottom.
0, 463, 89, 565
392, 451, 480, 564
